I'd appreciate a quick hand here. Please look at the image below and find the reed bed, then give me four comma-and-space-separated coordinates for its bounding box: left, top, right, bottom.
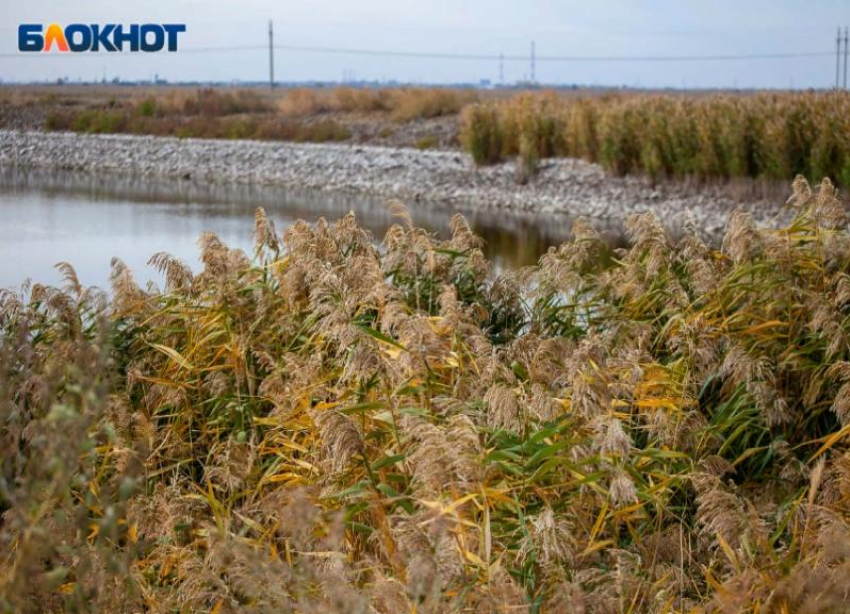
277, 87, 477, 122
44, 88, 352, 142
3, 179, 850, 613
461, 91, 850, 185
41, 86, 474, 143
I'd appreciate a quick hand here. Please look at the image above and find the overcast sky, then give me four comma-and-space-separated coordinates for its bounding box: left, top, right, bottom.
2, 0, 849, 88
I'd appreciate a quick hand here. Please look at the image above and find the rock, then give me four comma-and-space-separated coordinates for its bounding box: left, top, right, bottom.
0, 130, 789, 240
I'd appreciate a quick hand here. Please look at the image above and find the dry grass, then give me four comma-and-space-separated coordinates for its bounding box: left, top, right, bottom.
37, 86, 475, 143
18, 85, 850, 186
387, 88, 477, 123
275, 86, 476, 122
461, 91, 850, 186
44, 91, 352, 142
276, 87, 334, 117
4, 178, 850, 612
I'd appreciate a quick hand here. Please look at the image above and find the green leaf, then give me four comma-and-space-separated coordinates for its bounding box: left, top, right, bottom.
355, 324, 407, 351
340, 401, 387, 415
335, 479, 372, 498
346, 521, 374, 535
371, 453, 406, 471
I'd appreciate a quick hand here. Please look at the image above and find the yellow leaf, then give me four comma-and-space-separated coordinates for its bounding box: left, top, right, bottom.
293, 459, 317, 472
265, 472, 303, 483
613, 500, 646, 516
463, 549, 487, 568
587, 501, 609, 546
809, 423, 850, 462
742, 320, 786, 335
715, 532, 740, 573
382, 346, 403, 360
582, 539, 614, 556
150, 344, 195, 370
635, 398, 681, 410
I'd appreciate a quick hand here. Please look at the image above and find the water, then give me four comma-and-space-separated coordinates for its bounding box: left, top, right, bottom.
0, 168, 626, 291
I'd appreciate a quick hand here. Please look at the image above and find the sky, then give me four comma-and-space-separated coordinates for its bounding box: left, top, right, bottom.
1, 0, 850, 89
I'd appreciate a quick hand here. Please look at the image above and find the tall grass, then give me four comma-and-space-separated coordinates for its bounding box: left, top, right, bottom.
3, 178, 850, 612
43, 86, 476, 142
461, 91, 850, 186
45, 90, 352, 143
277, 86, 477, 122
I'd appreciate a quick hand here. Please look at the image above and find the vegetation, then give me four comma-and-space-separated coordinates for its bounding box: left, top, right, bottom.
39, 87, 474, 143
461, 91, 850, 185
44, 88, 352, 143
3, 178, 850, 612
277, 86, 476, 122
414, 135, 439, 150
33, 87, 850, 186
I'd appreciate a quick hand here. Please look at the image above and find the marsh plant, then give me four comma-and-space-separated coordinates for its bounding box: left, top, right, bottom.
4, 178, 850, 613
42, 87, 476, 144
461, 91, 850, 186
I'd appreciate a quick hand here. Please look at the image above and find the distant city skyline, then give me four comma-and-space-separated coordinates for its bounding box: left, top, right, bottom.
2, 0, 850, 89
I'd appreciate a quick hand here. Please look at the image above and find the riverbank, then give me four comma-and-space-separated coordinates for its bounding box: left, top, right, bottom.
0, 130, 785, 235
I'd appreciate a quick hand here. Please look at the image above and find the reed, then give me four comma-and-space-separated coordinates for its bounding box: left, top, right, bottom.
43, 86, 476, 143
277, 86, 475, 121
388, 88, 477, 123
45, 108, 352, 142
461, 91, 850, 186
3, 178, 850, 613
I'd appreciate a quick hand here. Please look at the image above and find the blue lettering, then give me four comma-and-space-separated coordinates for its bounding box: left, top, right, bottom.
17, 23, 185, 52
18, 24, 43, 52
140, 24, 164, 52
162, 24, 185, 51
91, 24, 117, 52
112, 24, 140, 52
64, 24, 92, 52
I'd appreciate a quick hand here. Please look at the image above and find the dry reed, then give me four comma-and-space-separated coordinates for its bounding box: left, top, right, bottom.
3, 178, 850, 613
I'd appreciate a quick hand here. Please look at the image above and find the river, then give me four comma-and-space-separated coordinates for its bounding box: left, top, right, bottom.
0, 167, 626, 291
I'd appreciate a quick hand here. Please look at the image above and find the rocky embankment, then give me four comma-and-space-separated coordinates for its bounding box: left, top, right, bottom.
0, 130, 786, 235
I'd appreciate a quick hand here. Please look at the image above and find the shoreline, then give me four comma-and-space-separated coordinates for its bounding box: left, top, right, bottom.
0, 130, 787, 236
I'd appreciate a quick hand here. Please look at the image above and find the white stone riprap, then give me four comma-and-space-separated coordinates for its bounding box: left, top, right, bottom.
0, 130, 787, 236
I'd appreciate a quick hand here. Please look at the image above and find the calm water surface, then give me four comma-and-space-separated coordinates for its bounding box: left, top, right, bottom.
0, 168, 626, 291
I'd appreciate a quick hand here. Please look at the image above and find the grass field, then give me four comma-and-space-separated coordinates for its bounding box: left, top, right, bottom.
0, 85, 478, 148
3, 178, 850, 613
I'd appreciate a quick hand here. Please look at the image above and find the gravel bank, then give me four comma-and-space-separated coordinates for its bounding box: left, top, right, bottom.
0, 130, 786, 235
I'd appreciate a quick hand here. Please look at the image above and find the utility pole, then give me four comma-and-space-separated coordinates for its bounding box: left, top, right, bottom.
268, 20, 275, 90
530, 41, 536, 84
837, 27, 842, 89
499, 53, 504, 85
844, 27, 849, 90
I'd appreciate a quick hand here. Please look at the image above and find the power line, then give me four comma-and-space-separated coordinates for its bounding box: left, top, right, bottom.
0, 45, 835, 62
273, 44, 834, 63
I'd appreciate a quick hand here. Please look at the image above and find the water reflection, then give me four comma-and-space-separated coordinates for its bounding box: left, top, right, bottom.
0, 167, 627, 290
